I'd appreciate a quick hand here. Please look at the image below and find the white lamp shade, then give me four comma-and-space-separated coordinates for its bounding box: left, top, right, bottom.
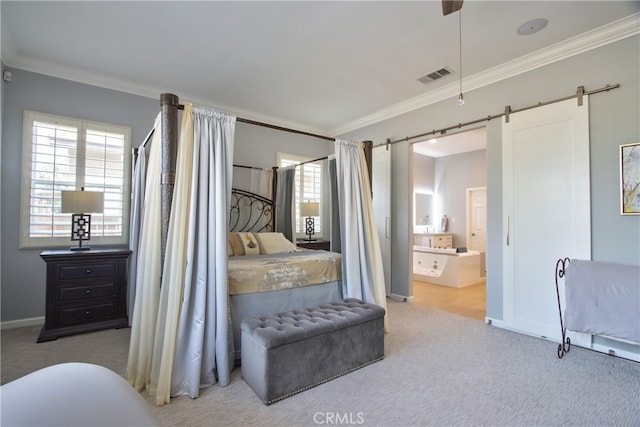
61, 191, 104, 214
300, 201, 319, 217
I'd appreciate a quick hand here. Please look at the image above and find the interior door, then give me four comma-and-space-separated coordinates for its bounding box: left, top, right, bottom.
467, 187, 486, 252
502, 97, 591, 341
372, 146, 392, 296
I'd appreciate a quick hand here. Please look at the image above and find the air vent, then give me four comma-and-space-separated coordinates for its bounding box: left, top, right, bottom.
417, 67, 454, 85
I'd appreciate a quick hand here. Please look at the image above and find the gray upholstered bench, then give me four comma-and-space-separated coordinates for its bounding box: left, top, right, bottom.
241, 298, 385, 405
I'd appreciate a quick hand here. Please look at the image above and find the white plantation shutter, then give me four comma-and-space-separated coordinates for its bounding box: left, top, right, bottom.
28, 118, 78, 239
20, 111, 131, 248
278, 153, 322, 237
84, 128, 126, 237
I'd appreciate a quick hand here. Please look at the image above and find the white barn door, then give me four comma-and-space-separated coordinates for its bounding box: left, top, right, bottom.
372, 146, 392, 296
502, 98, 591, 341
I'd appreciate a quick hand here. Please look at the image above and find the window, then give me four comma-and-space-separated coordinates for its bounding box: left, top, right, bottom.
20, 111, 131, 248
277, 152, 323, 238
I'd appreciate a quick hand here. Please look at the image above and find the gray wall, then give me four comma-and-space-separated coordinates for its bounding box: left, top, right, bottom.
433, 149, 486, 248
339, 35, 640, 319
1, 69, 159, 322
1, 69, 333, 323
2, 35, 639, 323
412, 153, 435, 195
412, 149, 487, 249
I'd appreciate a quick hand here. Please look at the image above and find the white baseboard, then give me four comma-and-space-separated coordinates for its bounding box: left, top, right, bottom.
486, 317, 640, 362
1, 317, 44, 330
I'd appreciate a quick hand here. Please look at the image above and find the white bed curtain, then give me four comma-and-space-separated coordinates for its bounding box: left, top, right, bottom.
334, 139, 388, 331
127, 114, 163, 393
127, 126, 150, 325
127, 105, 235, 405
250, 167, 273, 199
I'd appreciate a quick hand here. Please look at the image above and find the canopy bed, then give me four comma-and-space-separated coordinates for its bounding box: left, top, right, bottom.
126, 93, 387, 405
225, 184, 344, 360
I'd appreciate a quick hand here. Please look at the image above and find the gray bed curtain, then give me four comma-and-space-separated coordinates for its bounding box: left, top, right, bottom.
328, 156, 341, 253
275, 165, 296, 241
127, 105, 236, 405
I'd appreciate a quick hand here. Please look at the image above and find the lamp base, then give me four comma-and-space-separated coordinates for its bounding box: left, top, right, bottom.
70, 246, 91, 251
304, 216, 316, 243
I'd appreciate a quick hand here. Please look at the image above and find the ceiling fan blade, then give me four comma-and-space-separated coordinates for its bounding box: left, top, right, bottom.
442, 0, 463, 16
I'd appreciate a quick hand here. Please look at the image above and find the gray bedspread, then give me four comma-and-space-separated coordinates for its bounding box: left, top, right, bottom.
565, 259, 640, 343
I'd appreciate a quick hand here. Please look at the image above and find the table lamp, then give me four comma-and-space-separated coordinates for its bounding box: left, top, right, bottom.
61, 188, 104, 251
300, 201, 319, 242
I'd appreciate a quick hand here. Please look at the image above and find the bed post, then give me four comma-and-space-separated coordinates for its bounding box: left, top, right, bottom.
160, 93, 180, 265
363, 140, 373, 196
271, 166, 278, 231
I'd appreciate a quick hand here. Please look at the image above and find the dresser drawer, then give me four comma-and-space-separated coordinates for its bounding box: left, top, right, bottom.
58, 283, 116, 302
59, 263, 116, 280
58, 303, 116, 325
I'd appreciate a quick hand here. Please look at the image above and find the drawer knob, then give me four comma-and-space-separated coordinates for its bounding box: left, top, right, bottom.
85, 310, 92, 316
85, 269, 91, 274
85, 289, 91, 295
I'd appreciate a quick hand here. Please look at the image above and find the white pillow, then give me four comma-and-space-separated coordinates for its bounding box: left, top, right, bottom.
254, 232, 297, 254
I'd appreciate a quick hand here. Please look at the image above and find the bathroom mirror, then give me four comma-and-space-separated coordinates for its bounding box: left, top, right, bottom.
414, 192, 433, 228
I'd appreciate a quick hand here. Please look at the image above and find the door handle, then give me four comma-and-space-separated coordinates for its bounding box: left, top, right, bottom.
506, 216, 510, 246
385, 217, 390, 239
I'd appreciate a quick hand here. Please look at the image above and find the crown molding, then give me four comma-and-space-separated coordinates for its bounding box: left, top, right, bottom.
2, 57, 330, 139
331, 12, 640, 137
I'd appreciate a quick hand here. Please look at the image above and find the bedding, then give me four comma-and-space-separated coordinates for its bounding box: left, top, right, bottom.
226, 228, 344, 361
228, 249, 342, 295
228, 231, 298, 256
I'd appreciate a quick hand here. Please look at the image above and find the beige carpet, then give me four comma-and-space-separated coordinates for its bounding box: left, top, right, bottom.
2, 299, 639, 426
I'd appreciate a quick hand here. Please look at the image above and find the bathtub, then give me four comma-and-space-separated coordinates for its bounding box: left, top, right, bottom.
413, 245, 481, 288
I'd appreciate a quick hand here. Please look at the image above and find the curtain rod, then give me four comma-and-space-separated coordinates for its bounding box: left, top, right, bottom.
233, 163, 273, 171
163, 94, 334, 143
237, 118, 334, 142
380, 83, 620, 148
132, 127, 156, 156
296, 155, 329, 167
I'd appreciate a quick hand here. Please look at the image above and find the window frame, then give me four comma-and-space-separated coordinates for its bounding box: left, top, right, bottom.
20, 110, 132, 249
277, 152, 324, 240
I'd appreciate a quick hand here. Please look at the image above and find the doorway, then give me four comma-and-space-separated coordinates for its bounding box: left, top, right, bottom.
411, 128, 488, 320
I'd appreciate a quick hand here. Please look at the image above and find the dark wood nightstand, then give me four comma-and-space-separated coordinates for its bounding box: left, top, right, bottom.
38, 248, 131, 342
296, 240, 331, 251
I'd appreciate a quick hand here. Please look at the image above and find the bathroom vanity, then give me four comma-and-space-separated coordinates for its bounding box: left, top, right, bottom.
413, 233, 453, 248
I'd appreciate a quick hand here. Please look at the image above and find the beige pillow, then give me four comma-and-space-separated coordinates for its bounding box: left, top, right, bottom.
228, 232, 261, 256
254, 232, 297, 254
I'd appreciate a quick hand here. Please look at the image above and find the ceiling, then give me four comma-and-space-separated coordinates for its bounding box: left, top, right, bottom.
413, 127, 486, 158
2, 1, 639, 141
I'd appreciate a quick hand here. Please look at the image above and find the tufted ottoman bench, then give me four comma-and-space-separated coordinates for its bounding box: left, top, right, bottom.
241, 298, 385, 405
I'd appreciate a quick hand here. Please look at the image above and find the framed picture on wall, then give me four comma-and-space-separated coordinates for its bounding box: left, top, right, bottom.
620, 142, 640, 215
